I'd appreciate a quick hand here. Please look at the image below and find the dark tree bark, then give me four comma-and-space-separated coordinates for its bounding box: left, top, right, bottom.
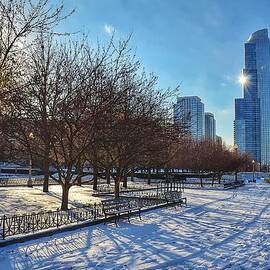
131, 168, 134, 182
76, 159, 83, 186
199, 173, 203, 187
115, 177, 121, 198
123, 174, 127, 188
43, 159, 50, 192
93, 164, 98, 190
61, 184, 70, 210
218, 172, 222, 184
211, 174, 215, 186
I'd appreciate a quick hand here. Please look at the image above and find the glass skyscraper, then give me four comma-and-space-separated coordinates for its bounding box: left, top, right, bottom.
174, 96, 205, 140
234, 29, 270, 163
205, 112, 216, 141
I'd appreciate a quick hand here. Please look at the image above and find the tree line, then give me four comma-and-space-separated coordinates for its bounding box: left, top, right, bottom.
0, 0, 252, 210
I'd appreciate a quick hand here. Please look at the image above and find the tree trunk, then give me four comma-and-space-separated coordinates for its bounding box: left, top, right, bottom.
115, 178, 120, 198
131, 168, 134, 182
77, 174, 82, 186
42, 160, 49, 192
123, 174, 127, 188
106, 167, 111, 185
218, 173, 222, 184
76, 162, 83, 186
61, 184, 70, 210
147, 167, 151, 185
199, 173, 203, 187
93, 165, 98, 190
164, 167, 169, 181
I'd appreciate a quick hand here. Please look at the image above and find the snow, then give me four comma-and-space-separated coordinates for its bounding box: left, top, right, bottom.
1, 183, 270, 269
0, 185, 101, 215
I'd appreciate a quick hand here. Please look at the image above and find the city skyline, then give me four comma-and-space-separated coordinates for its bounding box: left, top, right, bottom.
173, 95, 217, 141
235, 29, 270, 164
58, 0, 270, 146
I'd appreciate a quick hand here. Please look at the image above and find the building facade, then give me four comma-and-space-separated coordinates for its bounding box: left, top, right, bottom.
234, 29, 270, 163
174, 96, 205, 140
205, 112, 216, 141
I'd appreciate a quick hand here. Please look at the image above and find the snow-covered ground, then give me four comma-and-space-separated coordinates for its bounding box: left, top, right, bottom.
1, 182, 270, 269
0, 185, 101, 215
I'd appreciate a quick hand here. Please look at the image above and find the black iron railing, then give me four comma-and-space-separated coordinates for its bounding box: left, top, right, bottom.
95, 180, 185, 195
0, 178, 58, 187
0, 197, 166, 240
95, 182, 156, 194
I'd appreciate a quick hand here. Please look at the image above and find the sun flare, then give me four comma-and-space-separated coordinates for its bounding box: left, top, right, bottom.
239, 74, 248, 86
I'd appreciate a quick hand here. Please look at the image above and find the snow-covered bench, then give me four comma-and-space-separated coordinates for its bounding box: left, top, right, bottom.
164, 191, 187, 206
102, 198, 141, 225
223, 180, 245, 189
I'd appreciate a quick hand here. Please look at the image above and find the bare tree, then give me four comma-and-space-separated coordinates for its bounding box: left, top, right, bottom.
0, 0, 73, 71
0, 0, 74, 191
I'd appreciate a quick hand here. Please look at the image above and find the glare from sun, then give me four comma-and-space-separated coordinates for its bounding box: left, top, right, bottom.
239, 74, 248, 86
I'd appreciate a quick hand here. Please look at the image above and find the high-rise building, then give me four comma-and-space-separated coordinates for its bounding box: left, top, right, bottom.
205, 112, 216, 141
234, 29, 270, 163
174, 96, 205, 140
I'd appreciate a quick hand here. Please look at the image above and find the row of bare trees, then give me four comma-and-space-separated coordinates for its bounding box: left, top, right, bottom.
0, 0, 252, 210
0, 0, 187, 210
169, 138, 252, 186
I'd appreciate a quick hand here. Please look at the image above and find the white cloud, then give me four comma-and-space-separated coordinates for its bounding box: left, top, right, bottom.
220, 82, 227, 87
104, 24, 115, 35
221, 74, 240, 87
223, 74, 233, 82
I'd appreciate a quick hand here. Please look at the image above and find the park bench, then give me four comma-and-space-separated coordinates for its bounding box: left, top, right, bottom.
102, 198, 142, 225
164, 191, 187, 207
223, 180, 245, 189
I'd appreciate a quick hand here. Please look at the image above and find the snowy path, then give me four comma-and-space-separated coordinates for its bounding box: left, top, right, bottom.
1, 183, 270, 269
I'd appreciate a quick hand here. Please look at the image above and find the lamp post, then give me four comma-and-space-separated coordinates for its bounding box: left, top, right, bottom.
252, 160, 255, 183
27, 132, 34, 188
234, 144, 238, 183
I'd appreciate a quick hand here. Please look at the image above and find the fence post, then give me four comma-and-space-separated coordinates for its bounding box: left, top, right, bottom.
57, 208, 59, 228
32, 214, 35, 233
2, 215, 6, 240
94, 203, 97, 219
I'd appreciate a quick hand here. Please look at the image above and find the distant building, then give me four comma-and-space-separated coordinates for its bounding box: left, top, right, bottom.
174, 96, 205, 140
205, 112, 216, 141
234, 29, 270, 163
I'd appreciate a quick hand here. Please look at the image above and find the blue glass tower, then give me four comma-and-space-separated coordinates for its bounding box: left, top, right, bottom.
234, 29, 270, 163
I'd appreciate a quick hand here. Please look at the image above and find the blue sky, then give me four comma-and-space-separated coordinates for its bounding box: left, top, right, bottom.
58, 0, 270, 145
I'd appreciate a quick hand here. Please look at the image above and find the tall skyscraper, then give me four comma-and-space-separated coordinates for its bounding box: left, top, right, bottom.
205, 112, 216, 141
234, 29, 270, 163
174, 96, 205, 140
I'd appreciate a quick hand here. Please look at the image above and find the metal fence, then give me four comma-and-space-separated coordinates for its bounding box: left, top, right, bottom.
157, 180, 184, 194
0, 178, 58, 187
96, 180, 184, 196
95, 182, 155, 194
0, 197, 166, 240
